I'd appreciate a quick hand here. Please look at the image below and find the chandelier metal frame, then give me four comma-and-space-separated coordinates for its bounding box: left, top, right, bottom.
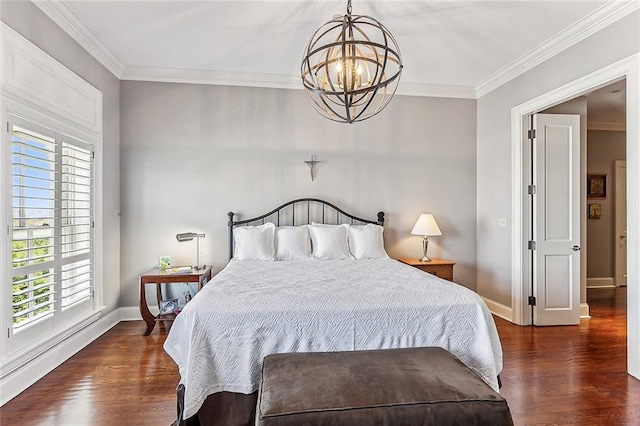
301, 0, 403, 123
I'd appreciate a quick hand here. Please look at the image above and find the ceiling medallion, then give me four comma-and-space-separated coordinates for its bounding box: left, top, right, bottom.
301, 0, 403, 123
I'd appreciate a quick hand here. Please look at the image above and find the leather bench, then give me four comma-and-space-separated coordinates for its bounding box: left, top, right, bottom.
256, 347, 513, 426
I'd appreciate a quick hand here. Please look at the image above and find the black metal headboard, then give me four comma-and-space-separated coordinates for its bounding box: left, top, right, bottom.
227, 198, 385, 260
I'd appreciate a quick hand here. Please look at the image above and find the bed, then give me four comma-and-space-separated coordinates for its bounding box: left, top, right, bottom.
164, 198, 503, 426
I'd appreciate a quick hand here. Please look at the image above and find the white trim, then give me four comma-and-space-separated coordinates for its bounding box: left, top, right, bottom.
510, 53, 639, 378
588, 121, 626, 131
0, 308, 121, 406
0, 310, 101, 379
397, 82, 476, 99
122, 65, 477, 99
119, 306, 143, 321
30, 0, 125, 78
122, 66, 301, 91
1, 23, 103, 136
626, 53, 640, 379
586, 277, 616, 288
580, 302, 591, 318
482, 297, 512, 322
476, 1, 640, 98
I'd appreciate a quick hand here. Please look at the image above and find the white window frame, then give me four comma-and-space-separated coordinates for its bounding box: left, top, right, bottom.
8, 115, 96, 348
0, 23, 104, 375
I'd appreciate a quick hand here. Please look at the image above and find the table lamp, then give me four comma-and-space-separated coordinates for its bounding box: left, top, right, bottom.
410, 214, 442, 262
176, 232, 205, 269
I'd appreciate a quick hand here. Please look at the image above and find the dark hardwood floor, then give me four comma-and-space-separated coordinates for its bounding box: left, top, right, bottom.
499, 287, 639, 425
1, 288, 638, 425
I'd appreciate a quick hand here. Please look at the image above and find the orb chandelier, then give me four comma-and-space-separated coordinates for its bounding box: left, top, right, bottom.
301, 0, 403, 124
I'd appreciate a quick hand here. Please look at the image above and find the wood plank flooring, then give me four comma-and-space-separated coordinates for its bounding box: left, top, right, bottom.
1, 288, 638, 425
499, 287, 640, 424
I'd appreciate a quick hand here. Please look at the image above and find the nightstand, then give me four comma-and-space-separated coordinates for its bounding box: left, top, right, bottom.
139, 265, 212, 335
397, 258, 455, 282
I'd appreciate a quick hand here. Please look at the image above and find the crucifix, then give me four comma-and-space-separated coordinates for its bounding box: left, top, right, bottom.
304, 155, 320, 181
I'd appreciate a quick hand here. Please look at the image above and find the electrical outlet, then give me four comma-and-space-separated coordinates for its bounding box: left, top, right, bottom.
498, 218, 507, 228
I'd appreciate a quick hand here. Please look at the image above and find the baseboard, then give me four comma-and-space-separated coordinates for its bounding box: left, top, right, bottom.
119, 306, 143, 321
587, 277, 615, 288
482, 297, 513, 322
0, 308, 127, 406
580, 302, 591, 318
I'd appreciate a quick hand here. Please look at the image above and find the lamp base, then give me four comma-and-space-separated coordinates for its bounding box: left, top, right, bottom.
192, 264, 205, 271
419, 236, 432, 263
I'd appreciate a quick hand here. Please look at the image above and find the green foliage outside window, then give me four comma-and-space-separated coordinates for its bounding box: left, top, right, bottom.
12, 237, 52, 324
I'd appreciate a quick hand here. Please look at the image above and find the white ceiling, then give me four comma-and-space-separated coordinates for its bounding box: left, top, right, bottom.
34, 0, 640, 98
587, 79, 626, 129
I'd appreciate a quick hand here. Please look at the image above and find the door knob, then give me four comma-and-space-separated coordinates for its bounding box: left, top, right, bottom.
572, 245, 581, 251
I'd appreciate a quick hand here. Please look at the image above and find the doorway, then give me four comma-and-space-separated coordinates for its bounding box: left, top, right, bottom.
536, 81, 627, 323
509, 55, 639, 378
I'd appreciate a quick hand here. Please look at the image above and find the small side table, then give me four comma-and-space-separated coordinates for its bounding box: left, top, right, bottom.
397, 258, 455, 282
139, 265, 212, 335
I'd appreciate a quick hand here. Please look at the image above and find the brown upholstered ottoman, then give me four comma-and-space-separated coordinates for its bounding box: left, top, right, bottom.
256, 347, 513, 426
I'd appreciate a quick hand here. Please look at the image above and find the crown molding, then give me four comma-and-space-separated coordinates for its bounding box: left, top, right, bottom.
475, 1, 640, 98
122, 66, 302, 90
123, 65, 477, 99
31, 0, 125, 78
396, 82, 476, 99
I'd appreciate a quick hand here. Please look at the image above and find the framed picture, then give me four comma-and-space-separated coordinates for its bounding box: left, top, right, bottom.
160, 298, 179, 315
588, 203, 601, 219
587, 174, 606, 199
158, 256, 171, 270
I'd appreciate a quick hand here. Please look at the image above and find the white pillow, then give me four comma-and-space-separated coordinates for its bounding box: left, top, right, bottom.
349, 224, 389, 259
275, 226, 312, 261
233, 222, 275, 260
308, 224, 353, 260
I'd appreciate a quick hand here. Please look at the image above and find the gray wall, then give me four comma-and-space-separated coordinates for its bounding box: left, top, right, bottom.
587, 130, 626, 278
120, 81, 478, 307
1, 1, 121, 313
477, 11, 639, 307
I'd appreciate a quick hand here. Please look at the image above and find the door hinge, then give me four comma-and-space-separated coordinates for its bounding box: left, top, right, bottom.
527, 184, 537, 195
6, 122, 9, 132
528, 129, 536, 139
528, 240, 537, 250
92, 151, 95, 159
528, 296, 536, 306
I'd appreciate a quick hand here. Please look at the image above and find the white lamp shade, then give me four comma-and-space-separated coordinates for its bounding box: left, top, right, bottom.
410, 213, 442, 237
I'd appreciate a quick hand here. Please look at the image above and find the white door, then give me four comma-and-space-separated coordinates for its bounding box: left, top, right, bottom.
615, 160, 627, 286
532, 113, 581, 325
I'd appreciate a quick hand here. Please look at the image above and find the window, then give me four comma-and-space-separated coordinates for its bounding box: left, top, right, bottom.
9, 115, 94, 347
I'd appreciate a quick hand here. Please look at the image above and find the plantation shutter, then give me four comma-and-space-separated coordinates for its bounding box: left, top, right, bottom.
10, 117, 94, 337
60, 141, 93, 310
11, 126, 57, 330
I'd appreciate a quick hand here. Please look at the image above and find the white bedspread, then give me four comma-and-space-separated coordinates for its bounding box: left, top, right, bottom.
164, 259, 503, 419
